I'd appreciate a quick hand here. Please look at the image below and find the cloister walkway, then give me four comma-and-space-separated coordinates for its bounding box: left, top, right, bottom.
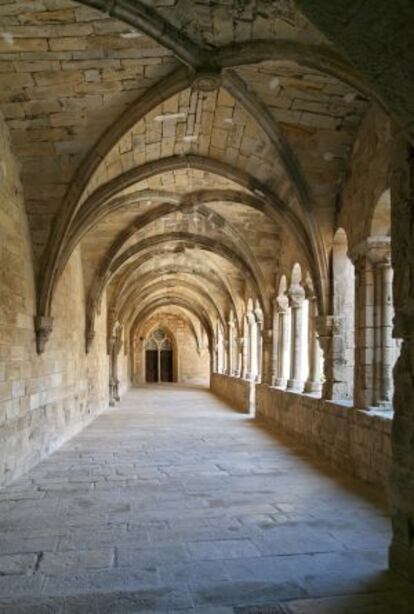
1, 385, 414, 613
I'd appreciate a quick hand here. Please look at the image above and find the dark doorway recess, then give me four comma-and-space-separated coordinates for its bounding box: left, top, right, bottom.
161, 349, 173, 382
145, 350, 158, 382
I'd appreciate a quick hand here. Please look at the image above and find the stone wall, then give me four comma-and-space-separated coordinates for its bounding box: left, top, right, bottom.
256, 385, 392, 494
210, 374, 253, 414
0, 114, 109, 486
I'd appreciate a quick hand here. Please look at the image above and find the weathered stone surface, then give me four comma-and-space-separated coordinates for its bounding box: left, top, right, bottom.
0, 113, 109, 487
0, 385, 413, 610
0, 0, 413, 587
255, 384, 392, 493
211, 374, 253, 414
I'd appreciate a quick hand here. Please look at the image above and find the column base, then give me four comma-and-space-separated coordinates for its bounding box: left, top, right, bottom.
286, 379, 303, 392
376, 399, 393, 410
109, 399, 115, 407
304, 380, 322, 394
273, 377, 287, 388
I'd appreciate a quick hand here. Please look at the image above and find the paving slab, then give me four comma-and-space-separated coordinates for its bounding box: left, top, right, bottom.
0, 384, 413, 612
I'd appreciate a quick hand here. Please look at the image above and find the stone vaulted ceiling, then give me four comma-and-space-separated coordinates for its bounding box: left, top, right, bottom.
0, 0, 377, 351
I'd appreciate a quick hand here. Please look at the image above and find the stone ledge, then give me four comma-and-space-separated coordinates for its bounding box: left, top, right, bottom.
210, 373, 253, 414
256, 384, 391, 497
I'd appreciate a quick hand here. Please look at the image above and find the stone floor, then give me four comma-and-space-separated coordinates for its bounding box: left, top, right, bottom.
1, 385, 414, 613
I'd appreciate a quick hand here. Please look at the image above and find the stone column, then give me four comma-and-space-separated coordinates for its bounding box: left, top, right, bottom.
212, 340, 218, 373
304, 295, 322, 393
351, 238, 393, 408
373, 261, 383, 404
372, 252, 395, 407
379, 257, 394, 405
234, 336, 242, 377
113, 332, 122, 401
271, 300, 279, 386
274, 294, 290, 387
246, 311, 257, 381
255, 306, 264, 383
241, 316, 249, 379
223, 339, 228, 374
260, 312, 273, 386
287, 284, 305, 391
217, 325, 224, 373
108, 336, 116, 407
228, 317, 235, 375
315, 315, 333, 400
352, 251, 375, 408
389, 140, 414, 581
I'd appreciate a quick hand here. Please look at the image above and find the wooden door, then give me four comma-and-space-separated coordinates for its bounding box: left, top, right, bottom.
145, 350, 158, 382
160, 350, 173, 382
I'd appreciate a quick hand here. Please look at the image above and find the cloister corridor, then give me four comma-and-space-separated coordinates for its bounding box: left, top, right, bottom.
0, 385, 413, 613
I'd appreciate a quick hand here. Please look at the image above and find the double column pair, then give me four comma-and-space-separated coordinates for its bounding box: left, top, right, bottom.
272, 285, 321, 392
351, 238, 396, 408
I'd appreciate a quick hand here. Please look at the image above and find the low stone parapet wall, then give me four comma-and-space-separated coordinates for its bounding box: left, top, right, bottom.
256, 384, 392, 495
210, 374, 253, 413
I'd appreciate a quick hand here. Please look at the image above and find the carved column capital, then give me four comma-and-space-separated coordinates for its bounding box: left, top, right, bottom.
288, 283, 306, 309
34, 316, 53, 354
349, 237, 391, 265
246, 311, 256, 325
275, 294, 289, 313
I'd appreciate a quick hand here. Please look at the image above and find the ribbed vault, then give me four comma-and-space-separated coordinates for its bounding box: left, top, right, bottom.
0, 0, 399, 357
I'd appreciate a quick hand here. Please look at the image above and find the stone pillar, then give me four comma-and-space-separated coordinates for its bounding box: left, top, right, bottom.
212, 339, 218, 373
380, 257, 394, 405
234, 336, 242, 377
255, 306, 264, 383
315, 315, 336, 400
389, 141, 414, 581
274, 294, 290, 387
108, 332, 122, 406
260, 314, 273, 386
228, 316, 235, 375
352, 252, 375, 408
223, 339, 228, 374
113, 332, 122, 401
246, 311, 257, 381
373, 261, 383, 405
271, 299, 279, 386
304, 295, 322, 393
217, 325, 224, 374
372, 253, 395, 407
241, 316, 249, 379
108, 335, 116, 407
287, 284, 305, 391
351, 238, 393, 408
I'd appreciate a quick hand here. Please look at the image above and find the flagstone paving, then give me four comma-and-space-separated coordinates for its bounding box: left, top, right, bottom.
1, 385, 413, 612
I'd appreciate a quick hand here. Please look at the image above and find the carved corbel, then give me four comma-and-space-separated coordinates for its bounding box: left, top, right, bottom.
34, 316, 53, 354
